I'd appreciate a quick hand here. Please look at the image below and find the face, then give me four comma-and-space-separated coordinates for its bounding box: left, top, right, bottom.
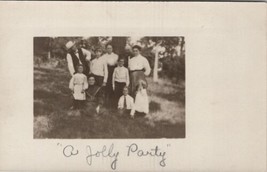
77, 66, 83, 73
96, 50, 102, 57
133, 48, 140, 56
123, 88, 128, 96
71, 44, 77, 52
106, 45, 113, 54
118, 59, 124, 66
88, 77, 95, 85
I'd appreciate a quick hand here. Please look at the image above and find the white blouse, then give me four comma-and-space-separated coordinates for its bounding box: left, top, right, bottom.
128, 54, 151, 76
90, 56, 108, 83
102, 52, 118, 66
112, 66, 130, 86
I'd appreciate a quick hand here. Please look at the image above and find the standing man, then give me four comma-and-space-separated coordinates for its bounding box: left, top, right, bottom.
65, 41, 91, 76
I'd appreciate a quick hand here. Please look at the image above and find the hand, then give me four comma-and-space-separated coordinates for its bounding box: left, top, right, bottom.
112, 85, 115, 91
96, 105, 100, 114
102, 82, 106, 87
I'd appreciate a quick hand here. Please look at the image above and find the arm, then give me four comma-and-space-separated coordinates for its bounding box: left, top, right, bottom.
89, 60, 93, 74
82, 48, 91, 61
118, 97, 123, 109
97, 88, 105, 106
69, 76, 74, 91
143, 57, 151, 76
114, 54, 119, 65
112, 68, 116, 90
83, 75, 88, 90
66, 54, 75, 76
126, 68, 130, 87
103, 61, 108, 84
129, 97, 134, 110
130, 104, 135, 117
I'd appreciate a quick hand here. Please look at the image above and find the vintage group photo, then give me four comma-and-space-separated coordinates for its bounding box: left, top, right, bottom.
33, 36, 185, 139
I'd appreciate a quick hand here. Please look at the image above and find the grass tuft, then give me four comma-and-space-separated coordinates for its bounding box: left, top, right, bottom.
34, 65, 185, 138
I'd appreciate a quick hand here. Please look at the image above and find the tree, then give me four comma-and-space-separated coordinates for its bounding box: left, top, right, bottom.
111, 37, 127, 55
140, 36, 185, 82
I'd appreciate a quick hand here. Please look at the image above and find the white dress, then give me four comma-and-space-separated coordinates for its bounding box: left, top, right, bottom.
69, 73, 88, 100
132, 88, 149, 114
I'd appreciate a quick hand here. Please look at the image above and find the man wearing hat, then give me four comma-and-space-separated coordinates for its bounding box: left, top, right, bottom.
65, 41, 91, 76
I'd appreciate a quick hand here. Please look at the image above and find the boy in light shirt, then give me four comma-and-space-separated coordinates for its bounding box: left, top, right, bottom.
112, 58, 130, 103
118, 86, 134, 116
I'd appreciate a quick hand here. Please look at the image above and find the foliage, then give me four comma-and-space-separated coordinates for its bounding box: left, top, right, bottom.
34, 36, 185, 82
140, 37, 185, 82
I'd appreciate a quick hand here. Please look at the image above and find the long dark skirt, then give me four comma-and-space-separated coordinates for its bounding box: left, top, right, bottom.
93, 74, 104, 87
82, 102, 107, 116
129, 71, 147, 97
105, 65, 116, 108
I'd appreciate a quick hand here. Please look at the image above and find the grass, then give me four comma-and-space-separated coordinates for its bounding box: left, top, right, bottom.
34, 63, 185, 139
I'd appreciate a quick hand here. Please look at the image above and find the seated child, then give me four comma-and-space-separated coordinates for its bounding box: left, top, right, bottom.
118, 86, 134, 116
112, 58, 130, 104
69, 64, 88, 109
130, 80, 149, 118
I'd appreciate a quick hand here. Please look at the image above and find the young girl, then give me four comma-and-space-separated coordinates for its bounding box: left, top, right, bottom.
130, 80, 149, 118
69, 64, 88, 109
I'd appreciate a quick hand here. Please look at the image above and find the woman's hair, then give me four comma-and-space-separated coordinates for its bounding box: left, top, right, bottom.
76, 64, 83, 69
123, 86, 128, 90
132, 45, 142, 51
88, 74, 96, 80
118, 57, 125, 62
106, 43, 113, 48
95, 47, 102, 53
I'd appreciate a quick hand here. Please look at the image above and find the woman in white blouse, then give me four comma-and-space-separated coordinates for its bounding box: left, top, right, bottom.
102, 44, 119, 107
128, 45, 151, 96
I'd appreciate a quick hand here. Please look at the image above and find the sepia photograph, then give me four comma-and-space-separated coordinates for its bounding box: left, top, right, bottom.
0, 1, 266, 172
33, 36, 186, 139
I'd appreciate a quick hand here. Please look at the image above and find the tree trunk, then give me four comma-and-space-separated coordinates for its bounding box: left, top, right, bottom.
180, 37, 185, 56
153, 51, 159, 82
111, 37, 127, 55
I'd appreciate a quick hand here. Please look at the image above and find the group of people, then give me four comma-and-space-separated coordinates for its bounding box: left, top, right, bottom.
66, 40, 151, 118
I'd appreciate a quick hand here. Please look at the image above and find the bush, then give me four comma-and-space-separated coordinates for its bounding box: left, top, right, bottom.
160, 54, 185, 82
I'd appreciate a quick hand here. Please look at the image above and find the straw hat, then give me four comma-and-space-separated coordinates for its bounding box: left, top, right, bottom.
65, 41, 75, 50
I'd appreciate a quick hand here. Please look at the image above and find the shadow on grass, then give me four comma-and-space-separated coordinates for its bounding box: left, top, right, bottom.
155, 88, 185, 105
34, 67, 185, 139
34, 89, 72, 116
149, 101, 161, 113
43, 110, 185, 139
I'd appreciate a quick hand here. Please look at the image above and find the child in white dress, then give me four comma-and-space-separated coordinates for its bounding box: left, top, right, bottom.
69, 65, 88, 109
130, 80, 149, 118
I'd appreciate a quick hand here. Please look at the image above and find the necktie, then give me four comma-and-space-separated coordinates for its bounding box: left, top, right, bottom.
123, 96, 127, 109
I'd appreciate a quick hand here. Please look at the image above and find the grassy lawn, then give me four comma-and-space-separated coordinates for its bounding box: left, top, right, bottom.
34, 64, 185, 139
